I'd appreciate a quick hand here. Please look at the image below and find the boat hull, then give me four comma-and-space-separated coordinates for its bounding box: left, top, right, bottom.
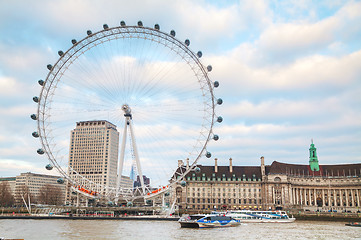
179, 221, 200, 228
198, 221, 241, 228
179, 214, 241, 228
345, 222, 361, 227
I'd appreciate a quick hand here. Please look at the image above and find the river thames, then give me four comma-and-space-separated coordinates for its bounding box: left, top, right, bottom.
0, 219, 360, 239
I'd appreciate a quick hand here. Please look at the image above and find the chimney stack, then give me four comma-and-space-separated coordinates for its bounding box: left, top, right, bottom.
260, 156, 265, 178
214, 158, 218, 173
178, 159, 184, 167
229, 158, 233, 173
186, 158, 189, 170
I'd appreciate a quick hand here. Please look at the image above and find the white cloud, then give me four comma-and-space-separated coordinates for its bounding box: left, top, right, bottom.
0, 104, 35, 117
211, 49, 361, 95
258, 21, 335, 55
0, 159, 51, 177
0, 44, 49, 72
236, 1, 361, 63
0, 76, 17, 97
221, 93, 361, 124
0, 0, 275, 54
207, 116, 361, 166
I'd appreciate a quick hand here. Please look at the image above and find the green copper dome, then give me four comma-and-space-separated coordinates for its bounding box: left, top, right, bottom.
309, 139, 319, 171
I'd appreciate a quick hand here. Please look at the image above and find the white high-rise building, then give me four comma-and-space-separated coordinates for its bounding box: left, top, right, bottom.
68, 120, 119, 195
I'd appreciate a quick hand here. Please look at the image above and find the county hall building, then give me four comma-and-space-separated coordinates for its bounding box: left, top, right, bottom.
174, 142, 361, 212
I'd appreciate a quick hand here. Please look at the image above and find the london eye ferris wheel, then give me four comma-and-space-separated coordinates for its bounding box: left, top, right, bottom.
31, 21, 223, 202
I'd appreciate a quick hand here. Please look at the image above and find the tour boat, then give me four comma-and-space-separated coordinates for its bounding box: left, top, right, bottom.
224, 210, 295, 223
179, 214, 241, 228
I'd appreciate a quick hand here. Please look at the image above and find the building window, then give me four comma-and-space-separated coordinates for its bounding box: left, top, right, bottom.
274, 177, 281, 182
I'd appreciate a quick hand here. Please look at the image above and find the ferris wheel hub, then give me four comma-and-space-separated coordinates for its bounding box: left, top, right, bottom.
122, 104, 132, 117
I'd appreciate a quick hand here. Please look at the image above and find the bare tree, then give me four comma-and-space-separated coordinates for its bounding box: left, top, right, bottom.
0, 181, 15, 207
15, 185, 33, 205
38, 184, 64, 206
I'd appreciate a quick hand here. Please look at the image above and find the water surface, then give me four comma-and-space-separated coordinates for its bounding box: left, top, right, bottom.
0, 219, 360, 240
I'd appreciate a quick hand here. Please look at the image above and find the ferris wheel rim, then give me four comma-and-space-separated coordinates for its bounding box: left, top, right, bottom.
35, 23, 218, 200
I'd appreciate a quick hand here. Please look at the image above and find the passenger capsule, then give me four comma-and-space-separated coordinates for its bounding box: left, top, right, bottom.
32, 131, 39, 138
47, 64, 53, 70
30, 114, 37, 120
146, 200, 152, 204
58, 51, 64, 57
170, 30, 176, 37
213, 135, 219, 141
57, 178, 64, 184
205, 152, 212, 158
165, 192, 170, 196
195, 167, 201, 173
45, 164, 53, 170
197, 51, 202, 58
217, 98, 223, 105
207, 65, 212, 72
154, 24, 160, 30
71, 39, 77, 45
217, 116, 223, 123
32, 96, 39, 103
38, 79, 45, 86
103, 24, 109, 29
137, 21, 143, 27
213, 81, 219, 88
120, 21, 126, 26
87, 30, 92, 35
127, 202, 133, 207
37, 148, 44, 155
180, 180, 186, 187
185, 39, 190, 46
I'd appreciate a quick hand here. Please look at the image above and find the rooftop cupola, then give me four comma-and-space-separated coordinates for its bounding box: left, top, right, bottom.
309, 139, 319, 171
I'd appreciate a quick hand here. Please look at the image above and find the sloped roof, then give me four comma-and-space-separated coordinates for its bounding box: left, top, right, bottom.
181, 165, 262, 179
319, 163, 361, 177
268, 161, 309, 175
268, 161, 361, 177
174, 161, 361, 180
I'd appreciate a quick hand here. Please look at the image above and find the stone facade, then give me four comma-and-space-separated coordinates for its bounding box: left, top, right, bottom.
264, 160, 361, 212
174, 156, 361, 212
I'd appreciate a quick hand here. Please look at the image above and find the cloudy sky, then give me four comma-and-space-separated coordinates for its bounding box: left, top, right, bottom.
0, 0, 360, 178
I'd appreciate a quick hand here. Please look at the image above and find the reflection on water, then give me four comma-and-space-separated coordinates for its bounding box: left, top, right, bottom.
0, 220, 360, 240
